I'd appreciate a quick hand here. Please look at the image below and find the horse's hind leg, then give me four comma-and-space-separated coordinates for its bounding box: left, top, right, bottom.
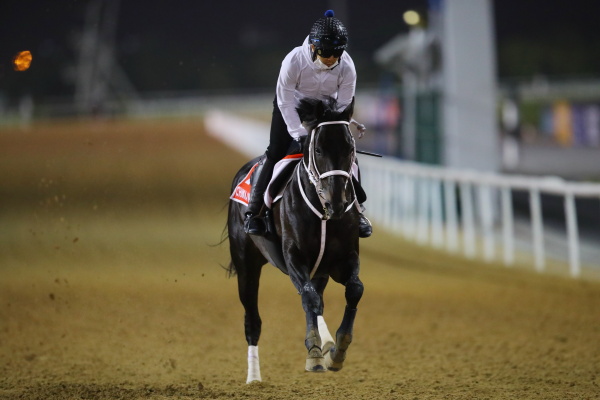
236, 262, 264, 383
325, 274, 364, 371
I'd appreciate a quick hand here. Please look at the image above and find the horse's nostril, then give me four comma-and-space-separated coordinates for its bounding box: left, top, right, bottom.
324, 202, 331, 209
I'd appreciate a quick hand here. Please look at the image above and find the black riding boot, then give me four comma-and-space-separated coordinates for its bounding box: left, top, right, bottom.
244, 157, 275, 236
358, 205, 372, 238
352, 175, 372, 238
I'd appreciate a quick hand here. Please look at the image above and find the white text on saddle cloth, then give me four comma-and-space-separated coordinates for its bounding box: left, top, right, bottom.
230, 163, 259, 206
231, 154, 359, 208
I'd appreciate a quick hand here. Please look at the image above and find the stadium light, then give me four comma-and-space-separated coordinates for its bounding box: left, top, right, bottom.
403, 10, 421, 26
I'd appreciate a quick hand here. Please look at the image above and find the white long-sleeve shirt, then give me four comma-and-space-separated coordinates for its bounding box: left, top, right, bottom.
275, 36, 357, 140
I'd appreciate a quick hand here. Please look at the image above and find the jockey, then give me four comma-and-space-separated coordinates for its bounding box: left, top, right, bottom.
244, 9, 372, 238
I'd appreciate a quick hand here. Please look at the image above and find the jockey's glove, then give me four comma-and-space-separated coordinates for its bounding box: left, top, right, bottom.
351, 119, 367, 138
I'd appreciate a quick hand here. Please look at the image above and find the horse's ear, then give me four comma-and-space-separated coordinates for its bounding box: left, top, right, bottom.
340, 97, 355, 121
296, 98, 315, 124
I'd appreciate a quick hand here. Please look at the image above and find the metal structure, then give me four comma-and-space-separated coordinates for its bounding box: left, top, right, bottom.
75, 0, 138, 115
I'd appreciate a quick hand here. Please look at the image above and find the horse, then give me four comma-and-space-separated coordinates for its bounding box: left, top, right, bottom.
226, 97, 364, 383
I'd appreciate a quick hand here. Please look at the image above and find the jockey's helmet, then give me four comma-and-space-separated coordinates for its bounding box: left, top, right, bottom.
309, 10, 348, 59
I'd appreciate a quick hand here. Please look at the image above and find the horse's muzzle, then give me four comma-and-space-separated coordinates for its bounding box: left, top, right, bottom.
323, 201, 348, 220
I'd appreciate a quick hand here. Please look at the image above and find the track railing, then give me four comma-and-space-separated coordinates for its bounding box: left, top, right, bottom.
359, 156, 600, 278
204, 110, 600, 279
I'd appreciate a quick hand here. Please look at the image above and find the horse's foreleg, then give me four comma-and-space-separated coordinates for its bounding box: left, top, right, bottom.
325, 275, 364, 371
317, 315, 335, 355
300, 283, 326, 372
312, 277, 335, 355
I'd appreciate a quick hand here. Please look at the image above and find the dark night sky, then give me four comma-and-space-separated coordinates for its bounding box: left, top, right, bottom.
1, 0, 600, 100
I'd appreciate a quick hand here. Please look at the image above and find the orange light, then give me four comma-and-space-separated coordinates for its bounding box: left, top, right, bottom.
13, 50, 33, 71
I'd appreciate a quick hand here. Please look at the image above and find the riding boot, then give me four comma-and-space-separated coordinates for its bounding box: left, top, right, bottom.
352, 175, 372, 238
244, 157, 276, 236
358, 204, 372, 238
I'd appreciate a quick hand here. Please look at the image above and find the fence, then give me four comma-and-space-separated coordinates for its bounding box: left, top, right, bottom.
359, 156, 600, 278
205, 110, 600, 279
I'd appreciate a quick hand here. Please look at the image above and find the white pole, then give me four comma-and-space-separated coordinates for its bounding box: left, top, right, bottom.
478, 185, 495, 262
431, 179, 444, 248
501, 187, 514, 266
444, 179, 459, 252
529, 188, 545, 272
417, 178, 430, 244
402, 175, 415, 240
392, 169, 403, 235
564, 192, 581, 277
381, 166, 393, 230
460, 182, 476, 258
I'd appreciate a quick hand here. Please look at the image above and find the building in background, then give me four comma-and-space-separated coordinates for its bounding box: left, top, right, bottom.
375, 0, 498, 174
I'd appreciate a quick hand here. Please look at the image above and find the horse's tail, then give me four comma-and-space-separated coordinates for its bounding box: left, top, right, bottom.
226, 260, 237, 277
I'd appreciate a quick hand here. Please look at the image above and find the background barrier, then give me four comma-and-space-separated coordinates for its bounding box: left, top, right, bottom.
205, 110, 600, 279
360, 156, 600, 278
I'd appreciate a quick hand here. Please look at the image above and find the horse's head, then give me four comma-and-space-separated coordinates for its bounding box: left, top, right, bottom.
297, 97, 356, 220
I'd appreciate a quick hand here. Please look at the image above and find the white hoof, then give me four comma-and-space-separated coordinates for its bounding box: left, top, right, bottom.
322, 339, 334, 356
305, 356, 326, 372
305, 345, 326, 372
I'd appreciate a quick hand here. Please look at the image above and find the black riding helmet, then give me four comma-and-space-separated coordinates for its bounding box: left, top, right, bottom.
309, 10, 348, 60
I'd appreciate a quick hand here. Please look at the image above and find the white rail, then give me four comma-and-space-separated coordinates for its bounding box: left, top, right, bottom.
204, 110, 600, 279
359, 156, 600, 278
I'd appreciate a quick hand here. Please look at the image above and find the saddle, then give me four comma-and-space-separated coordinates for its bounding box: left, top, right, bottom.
230, 152, 366, 208
230, 153, 303, 208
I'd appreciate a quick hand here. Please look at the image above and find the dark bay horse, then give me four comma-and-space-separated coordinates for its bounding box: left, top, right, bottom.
227, 98, 364, 383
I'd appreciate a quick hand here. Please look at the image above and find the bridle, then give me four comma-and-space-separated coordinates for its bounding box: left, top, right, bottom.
299, 120, 356, 220
295, 119, 358, 279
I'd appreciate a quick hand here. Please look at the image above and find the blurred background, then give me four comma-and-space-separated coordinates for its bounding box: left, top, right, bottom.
2, 0, 600, 275
2, 0, 600, 178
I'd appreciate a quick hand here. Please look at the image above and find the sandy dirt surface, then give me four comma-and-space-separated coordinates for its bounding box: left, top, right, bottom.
1, 119, 599, 399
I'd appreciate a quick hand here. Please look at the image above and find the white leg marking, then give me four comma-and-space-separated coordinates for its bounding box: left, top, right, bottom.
246, 345, 262, 383
317, 316, 335, 355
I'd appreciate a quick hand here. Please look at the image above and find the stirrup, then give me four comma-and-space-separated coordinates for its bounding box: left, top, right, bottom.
358, 214, 372, 238
244, 213, 267, 236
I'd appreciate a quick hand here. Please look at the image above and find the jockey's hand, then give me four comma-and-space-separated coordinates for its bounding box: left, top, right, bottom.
288, 136, 304, 155
351, 119, 367, 139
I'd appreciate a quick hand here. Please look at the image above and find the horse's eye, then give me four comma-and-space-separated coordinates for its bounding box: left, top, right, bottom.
315, 148, 322, 155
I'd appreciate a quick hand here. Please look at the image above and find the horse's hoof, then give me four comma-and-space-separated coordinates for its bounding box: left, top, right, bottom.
305, 356, 326, 372
324, 348, 345, 371
321, 339, 335, 356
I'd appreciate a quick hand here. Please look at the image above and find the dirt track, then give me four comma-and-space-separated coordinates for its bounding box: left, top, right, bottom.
1, 119, 599, 399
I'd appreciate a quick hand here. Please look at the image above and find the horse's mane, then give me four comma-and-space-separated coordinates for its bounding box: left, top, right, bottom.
296, 97, 352, 133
